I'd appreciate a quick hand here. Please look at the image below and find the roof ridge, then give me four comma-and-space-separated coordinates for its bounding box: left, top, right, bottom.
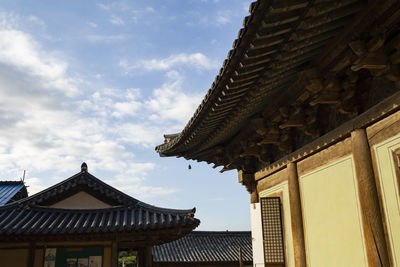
0, 170, 196, 216
9, 171, 142, 206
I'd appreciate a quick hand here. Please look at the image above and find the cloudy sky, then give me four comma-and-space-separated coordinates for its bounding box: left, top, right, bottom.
0, 0, 252, 230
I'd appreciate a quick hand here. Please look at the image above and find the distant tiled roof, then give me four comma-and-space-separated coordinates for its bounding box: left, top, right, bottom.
0, 181, 27, 206
0, 165, 199, 241
153, 231, 252, 263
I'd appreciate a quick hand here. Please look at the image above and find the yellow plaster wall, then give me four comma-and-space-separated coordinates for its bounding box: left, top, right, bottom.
0, 248, 29, 267
259, 181, 294, 267
50, 191, 112, 209
373, 133, 400, 266
299, 156, 367, 267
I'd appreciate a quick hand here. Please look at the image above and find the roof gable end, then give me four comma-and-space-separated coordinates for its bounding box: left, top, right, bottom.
13, 169, 139, 208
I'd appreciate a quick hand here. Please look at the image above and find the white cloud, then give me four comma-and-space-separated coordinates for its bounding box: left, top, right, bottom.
0, 13, 177, 199
96, 3, 110, 11
216, 11, 230, 25
117, 123, 164, 147
86, 34, 129, 42
110, 15, 124, 25
0, 12, 19, 29
27, 15, 46, 28
120, 52, 218, 72
146, 7, 155, 12
0, 29, 79, 97
87, 21, 98, 28
145, 70, 204, 124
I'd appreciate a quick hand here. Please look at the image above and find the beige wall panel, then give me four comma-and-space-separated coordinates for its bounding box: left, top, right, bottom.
260, 182, 294, 267
257, 168, 287, 193
373, 133, 400, 266
367, 110, 400, 146
300, 156, 367, 267
0, 248, 29, 267
297, 137, 352, 177
50, 191, 112, 209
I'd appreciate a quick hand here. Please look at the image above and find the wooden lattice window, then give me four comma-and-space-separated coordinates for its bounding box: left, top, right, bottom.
260, 197, 285, 266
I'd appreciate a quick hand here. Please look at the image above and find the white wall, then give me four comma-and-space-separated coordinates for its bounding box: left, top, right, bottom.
250, 202, 264, 267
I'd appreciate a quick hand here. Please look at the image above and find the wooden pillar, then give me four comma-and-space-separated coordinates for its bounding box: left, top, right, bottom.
145, 246, 153, 267
351, 129, 390, 266
239, 247, 243, 267
239, 170, 258, 203
137, 248, 144, 267
27, 242, 35, 267
287, 162, 306, 267
250, 187, 259, 203
111, 240, 118, 267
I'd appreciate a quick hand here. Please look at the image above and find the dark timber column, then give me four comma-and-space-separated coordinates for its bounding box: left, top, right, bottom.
27, 242, 35, 267
111, 241, 118, 267
351, 129, 389, 266
137, 248, 145, 267
287, 162, 306, 267
238, 170, 258, 203
145, 246, 153, 267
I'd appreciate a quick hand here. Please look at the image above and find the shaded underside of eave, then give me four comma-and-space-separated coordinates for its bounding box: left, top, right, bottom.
156, 0, 370, 159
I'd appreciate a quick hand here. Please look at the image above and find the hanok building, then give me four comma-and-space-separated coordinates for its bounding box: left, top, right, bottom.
0, 180, 28, 206
0, 163, 199, 267
156, 0, 400, 266
153, 231, 253, 267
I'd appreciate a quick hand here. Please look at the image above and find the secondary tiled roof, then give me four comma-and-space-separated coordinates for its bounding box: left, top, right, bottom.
0, 164, 199, 241
0, 181, 28, 206
153, 231, 252, 263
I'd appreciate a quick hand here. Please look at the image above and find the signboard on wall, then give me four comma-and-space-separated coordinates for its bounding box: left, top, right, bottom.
44, 247, 103, 267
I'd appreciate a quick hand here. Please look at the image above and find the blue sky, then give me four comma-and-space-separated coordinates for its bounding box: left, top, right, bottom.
0, 0, 252, 230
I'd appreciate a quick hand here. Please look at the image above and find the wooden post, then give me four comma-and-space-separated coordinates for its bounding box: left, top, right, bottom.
239, 247, 243, 267
239, 170, 258, 203
287, 162, 306, 267
250, 188, 259, 203
137, 248, 145, 267
111, 240, 118, 267
351, 129, 390, 266
27, 242, 35, 267
145, 246, 153, 267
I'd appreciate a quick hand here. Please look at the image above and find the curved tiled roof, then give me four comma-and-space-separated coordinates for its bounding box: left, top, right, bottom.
0, 205, 197, 236
155, 0, 370, 159
0, 166, 199, 240
153, 231, 252, 263
0, 181, 27, 206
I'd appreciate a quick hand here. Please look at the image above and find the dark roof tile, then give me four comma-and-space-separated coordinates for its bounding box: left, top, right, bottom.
0, 170, 199, 239
153, 231, 252, 263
